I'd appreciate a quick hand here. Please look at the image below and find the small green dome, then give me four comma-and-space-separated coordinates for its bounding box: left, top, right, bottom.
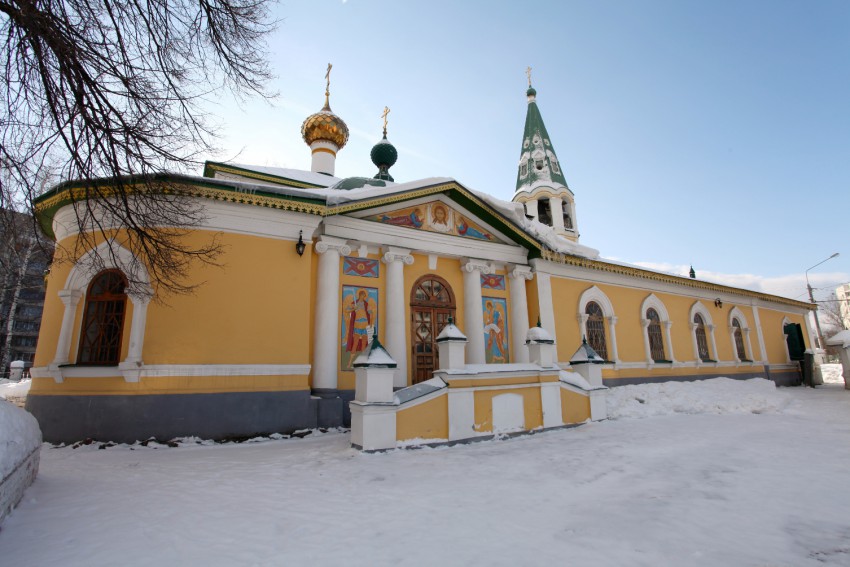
371, 136, 398, 168
527, 87, 537, 97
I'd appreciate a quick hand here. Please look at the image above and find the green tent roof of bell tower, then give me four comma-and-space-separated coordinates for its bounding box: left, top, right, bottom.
515, 85, 570, 192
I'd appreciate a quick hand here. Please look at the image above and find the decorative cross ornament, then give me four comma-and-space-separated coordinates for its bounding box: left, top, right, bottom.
381, 106, 390, 136
325, 63, 332, 96
526, 66, 532, 87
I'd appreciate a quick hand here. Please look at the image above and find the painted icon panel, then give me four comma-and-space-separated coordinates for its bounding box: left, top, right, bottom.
343, 256, 379, 278
364, 201, 494, 241
481, 274, 506, 290
482, 296, 509, 364
341, 286, 379, 370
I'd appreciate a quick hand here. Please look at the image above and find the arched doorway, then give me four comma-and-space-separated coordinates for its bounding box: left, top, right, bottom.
410, 275, 456, 384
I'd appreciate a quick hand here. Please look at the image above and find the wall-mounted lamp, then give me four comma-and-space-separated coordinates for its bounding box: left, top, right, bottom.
295, 230, 306, 256
714, 298, 723, 308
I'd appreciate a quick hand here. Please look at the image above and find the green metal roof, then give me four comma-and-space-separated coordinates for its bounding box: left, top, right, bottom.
515, 87, 570, 192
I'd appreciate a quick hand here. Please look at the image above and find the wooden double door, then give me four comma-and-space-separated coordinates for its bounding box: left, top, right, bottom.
411, 275, 456, 384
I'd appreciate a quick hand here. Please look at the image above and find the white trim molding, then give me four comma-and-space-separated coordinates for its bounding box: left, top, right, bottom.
577, 285, 620, 364
728, 307, 754, 363
50, 241, 152, 383
640, 293, 675, 364
688, 301, 718, 364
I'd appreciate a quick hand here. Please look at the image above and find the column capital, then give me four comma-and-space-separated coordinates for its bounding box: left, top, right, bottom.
607, 315, 618, 325
381, 246, 414, 265
577, 313, 589, 324
461, 258, 492, 275
508, 265, 534, 280
58, 289, 83, 306
315, 236, 350, 256
663, 321, 673, 330
640, 318, 650, 329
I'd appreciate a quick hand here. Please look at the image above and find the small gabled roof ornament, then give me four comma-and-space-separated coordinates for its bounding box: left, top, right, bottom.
353, 335, 397, 368
371, 106, 398, 182
436, 315, 468, 343
689, 265, 696, 279
570, 336, 605, 365
525, 317, 555, 344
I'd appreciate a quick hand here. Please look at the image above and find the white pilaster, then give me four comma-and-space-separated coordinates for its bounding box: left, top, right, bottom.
461, 258, 491, 364
536, 272, 557, 345
53, 289, 83, 366
524, 199, 539, 220
312, 236, 350, 392
707, 324, 719, 361
689, 322, 700, 362
751, 306, 768, 363
508, 266, 533, 363
118, 293, 152, 383
607, 316, 620, 364
641, 319, 653, 365
663, 321, 676, 362
549, 197, 565, 232
382, 247, 414, 388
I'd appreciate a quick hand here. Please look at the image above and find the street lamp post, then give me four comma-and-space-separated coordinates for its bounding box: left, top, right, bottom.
806, 252, 840, 352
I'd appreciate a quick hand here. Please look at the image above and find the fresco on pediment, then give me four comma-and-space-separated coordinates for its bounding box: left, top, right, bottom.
364, 201, 494, 242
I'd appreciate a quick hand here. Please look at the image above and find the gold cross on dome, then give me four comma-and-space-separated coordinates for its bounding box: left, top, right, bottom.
526, 66, 532, 87
325, 63, 332, 94
381, 106, 390, 134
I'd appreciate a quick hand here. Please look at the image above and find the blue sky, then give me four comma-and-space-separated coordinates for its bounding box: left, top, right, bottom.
207, 0, 850, 302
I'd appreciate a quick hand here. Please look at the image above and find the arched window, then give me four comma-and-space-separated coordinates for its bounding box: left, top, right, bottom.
78, 270, 128, 365
585, 301, 608, 360
537, 198, 552, 225
694, 313, 710, 361
646, 308, 665, 361
732, 318, 747, 360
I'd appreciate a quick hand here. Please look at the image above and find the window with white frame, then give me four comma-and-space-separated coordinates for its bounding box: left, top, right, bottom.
732, 318, 748, 361
694, 313, 711, 361
585, 301, 608, 360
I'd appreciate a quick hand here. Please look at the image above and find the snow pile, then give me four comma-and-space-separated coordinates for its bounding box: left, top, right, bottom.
607, 378, 790, 419
0, 400, 41, 480
0, 378, 32, 400
820, 363, 845, 385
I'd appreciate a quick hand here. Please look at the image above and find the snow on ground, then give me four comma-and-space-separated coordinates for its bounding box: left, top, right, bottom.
821, 363, 846, 385
2, 380, 850, 566
606, 377, 790, 419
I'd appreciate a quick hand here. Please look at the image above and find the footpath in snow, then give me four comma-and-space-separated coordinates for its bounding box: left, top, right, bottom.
1, 377, 849, 566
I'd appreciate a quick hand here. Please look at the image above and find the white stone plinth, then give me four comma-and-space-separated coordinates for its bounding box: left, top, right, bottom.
350, 403, 396, 451
354, 366, 396, 403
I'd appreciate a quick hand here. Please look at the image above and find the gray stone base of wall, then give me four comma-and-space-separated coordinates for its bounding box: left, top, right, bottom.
26, 389, 357, 444
0, 446, 40, 526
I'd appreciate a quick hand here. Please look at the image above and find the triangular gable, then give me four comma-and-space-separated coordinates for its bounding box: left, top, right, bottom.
359, 199, 501, 243
350, 192, 521, 245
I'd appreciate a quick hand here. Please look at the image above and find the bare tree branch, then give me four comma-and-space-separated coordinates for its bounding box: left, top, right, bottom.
0, 0, 276, 297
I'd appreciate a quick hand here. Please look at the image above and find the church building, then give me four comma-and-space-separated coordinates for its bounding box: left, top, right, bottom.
26, 73, 815, 443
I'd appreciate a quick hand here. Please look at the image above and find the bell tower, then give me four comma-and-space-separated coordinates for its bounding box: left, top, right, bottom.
512, 69, 579, 242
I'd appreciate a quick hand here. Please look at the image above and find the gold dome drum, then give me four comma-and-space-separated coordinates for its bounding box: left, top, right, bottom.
301, 109, 349, 149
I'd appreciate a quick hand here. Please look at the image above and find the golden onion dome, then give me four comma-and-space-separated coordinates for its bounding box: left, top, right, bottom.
301, 96, 349, 149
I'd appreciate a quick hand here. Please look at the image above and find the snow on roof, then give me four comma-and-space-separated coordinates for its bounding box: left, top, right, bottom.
436, 321, 468, 342
826, 330, 850, 347
569, 339, 605, 365
225, 163, 341, 188
353, 337, 397, 368
526, 326, 554, 344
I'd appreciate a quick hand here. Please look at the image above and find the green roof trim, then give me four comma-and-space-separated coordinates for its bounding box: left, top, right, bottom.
33, 173, 327, 240
203, 162, 326, 189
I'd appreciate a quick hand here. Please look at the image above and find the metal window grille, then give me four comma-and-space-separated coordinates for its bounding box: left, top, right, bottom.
585, 301, 608, 360
647, 308, 666, 361
78, 271, 127, 365
733, 319, 746, 360
694, 313, 710, 360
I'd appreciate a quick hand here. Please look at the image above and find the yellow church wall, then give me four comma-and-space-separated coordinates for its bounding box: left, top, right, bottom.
759, 308, 810, 364
32, 229, 315, 396
560, 388, 591, 424
526, 275, 540, 331
472, 387, 543, 433
142, 231, 313, 365
396, 394, 449, 441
